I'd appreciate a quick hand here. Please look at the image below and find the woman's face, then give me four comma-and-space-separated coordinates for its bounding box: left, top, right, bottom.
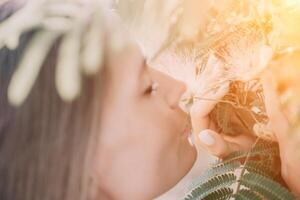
93, 44, 197, 200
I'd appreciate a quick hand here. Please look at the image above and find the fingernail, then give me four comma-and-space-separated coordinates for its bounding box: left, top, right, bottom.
198, 130, 215, 146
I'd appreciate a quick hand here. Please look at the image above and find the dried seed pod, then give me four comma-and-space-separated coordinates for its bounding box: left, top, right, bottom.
210, 80, 271, 138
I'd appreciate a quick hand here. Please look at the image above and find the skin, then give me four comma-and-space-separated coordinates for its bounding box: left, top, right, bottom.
190, 54, 257, 158
191, 64, 300, 198
92, 44, 197, 200
260, 72, 300, 198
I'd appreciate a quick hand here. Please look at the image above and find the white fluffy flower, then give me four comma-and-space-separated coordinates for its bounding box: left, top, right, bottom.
2, 0, 112, 106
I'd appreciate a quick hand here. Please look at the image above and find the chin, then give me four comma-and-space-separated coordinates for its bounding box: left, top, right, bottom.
177, 140, 197, 183
162, 143, 197, 191
184, 143, 197, 174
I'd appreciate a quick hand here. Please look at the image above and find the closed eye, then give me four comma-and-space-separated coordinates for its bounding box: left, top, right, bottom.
144, 81, 159, 96
144, 84, 153, 95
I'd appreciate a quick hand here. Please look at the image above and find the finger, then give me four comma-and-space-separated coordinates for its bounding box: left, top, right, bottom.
196, 129, 231, 158
261, 72, 289, 142
190, 82, 229, 133
191, 82, 229, 118
197, 54, 227, 94
206, 80, 230, 99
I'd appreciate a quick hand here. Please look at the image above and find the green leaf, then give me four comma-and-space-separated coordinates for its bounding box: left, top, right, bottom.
240, 173, 297, 200
245, 160, 280, 179
233, 189, 263, 200
186, 173, 236, 200
190, 161, 240, 189
218, 142, 278, 165
203, 187, 233, 200
184, 140, 294, 200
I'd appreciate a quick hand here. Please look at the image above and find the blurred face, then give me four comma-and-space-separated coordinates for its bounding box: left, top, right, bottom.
93, 45, 197, 200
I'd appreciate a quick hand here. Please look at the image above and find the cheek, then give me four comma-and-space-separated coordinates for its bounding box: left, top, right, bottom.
92, 130, 180, 199
131, 109, 191, 177
137, 110, 182, 161
135, 99, 189, 162
131, 111, 179, 162
145, 101, 184, 137
129, 133, 183, 196
94, 98, 194, 198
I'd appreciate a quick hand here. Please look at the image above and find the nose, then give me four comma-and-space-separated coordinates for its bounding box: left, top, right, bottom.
168, 79, 187, 109
151, 69, 187, 109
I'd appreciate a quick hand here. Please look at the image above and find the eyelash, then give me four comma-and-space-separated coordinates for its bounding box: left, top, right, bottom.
145, 81, 159, 96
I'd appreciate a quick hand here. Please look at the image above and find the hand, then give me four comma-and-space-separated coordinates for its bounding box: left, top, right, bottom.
190, 54, 256, 158
261, 72, 300, 198
191, 67, 300, 198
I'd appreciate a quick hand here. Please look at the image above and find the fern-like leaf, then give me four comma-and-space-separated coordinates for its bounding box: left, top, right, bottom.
240, 173, 297, 200
202, 187, 233, 200
245, 160, 279, 179
233, 189, 262, 200
184, 140, 295, 200
187, 173, 236, 200
217, 141, 278, 166
189, 161, 240, 189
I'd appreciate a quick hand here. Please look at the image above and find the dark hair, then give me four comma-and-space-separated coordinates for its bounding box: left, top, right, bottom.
0, 3, 105, 200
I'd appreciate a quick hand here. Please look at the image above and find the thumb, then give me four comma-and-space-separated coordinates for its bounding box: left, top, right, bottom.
195, 129, 231, 158
190, 82, 229, 134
